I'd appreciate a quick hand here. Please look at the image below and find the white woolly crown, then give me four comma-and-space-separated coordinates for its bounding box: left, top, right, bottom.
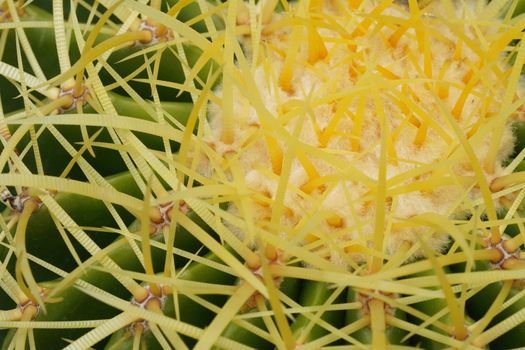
199, 0, 523, 263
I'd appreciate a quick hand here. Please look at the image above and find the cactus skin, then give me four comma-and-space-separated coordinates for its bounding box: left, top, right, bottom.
104, 251, 238, 350
4, 93, 192, 179
2, 0, 525, 349
0, 171, 141, 279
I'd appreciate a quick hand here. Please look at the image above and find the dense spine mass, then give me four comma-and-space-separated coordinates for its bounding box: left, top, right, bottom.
203, 0, 520, 261
1, 0, 525, 349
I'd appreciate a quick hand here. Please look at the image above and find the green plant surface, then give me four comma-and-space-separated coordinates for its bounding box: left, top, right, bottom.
2, 0, 525, 349
5, 92, 193, 179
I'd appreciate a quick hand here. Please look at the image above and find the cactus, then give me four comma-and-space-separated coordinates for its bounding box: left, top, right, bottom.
2, 0, 525, 349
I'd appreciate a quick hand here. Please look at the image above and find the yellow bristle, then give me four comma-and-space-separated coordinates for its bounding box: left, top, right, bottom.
453, 36, 463, 61
452, 79, 477, 119
349, 62, 365, 78
236, 1, 250, 24
422, 34, 432, 78
301, 179, 319, 194
462, 67, 474, 84
265, 136, 283, 175
370, 299, 387, 348
279, 5, 307, 93
261, 0, 280, 24
407, 0, 431, 79
253, 190, 272, 207
350, 19, 369, 39
305, 232, 320, 242
487, 18, 525, 62
408, 86, 420, 102
438, 84, 449, 99
301, 175, 333, 194
279, 56, 296, 93
348, 0, 364, 9
371, 89, 389, 272
408, 115, 421, 128
490, 171, 525, 193
283, 206, 295, 218
326, 214, 344, 228
412, 24, 433, 79
221, 0, 240, 145
388, 24, 409, 47
437, 59, 451, 99
308, 26, 328, 64
391, 95, 410, 115
413, 121, 428, 146
309, 0, 323, 11
166, 0, 194, 16
344, 244, 367, 253
388, 138, 398, 165
279, 99, 301, 116
485, 31, 525, 175
320, 96, 353, 147
466, 110, 489, 138
376, 64, 400, 80
391, 119, 411, 147
350, 96, 366, 151
350, 0, 393, 38
297, 153, 320, 182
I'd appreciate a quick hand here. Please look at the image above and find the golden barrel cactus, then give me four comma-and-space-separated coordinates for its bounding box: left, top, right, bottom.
1, 0, 525, 349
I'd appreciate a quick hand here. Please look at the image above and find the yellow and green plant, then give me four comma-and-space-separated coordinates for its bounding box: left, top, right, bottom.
2, 0, 525, 349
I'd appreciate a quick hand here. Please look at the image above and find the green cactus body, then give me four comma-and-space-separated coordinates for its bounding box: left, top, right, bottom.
4, 93, 192, 178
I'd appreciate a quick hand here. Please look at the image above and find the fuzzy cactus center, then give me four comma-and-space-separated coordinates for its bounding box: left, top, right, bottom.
200, 0, 523, 261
